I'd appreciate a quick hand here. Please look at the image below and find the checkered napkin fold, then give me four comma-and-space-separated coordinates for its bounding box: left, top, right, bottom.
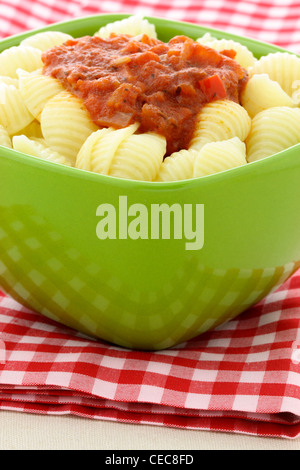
0, 269, 299, 439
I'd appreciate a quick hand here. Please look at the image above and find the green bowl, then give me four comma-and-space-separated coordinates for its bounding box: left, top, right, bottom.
1, 14, 300, 350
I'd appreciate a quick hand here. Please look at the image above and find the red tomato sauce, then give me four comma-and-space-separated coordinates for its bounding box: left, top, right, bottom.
42, 34, 248, 155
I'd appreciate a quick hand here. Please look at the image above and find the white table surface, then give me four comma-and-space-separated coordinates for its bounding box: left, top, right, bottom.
0, 411, 299, 450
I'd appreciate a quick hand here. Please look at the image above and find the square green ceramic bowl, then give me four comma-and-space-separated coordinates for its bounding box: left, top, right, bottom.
1, 14, 300, 350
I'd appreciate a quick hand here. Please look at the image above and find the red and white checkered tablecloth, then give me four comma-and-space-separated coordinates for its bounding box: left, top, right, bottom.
1, 0, 300, 52
0, 0, 300, 439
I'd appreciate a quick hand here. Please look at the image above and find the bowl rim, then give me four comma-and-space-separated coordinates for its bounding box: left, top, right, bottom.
0, 12, 300, 189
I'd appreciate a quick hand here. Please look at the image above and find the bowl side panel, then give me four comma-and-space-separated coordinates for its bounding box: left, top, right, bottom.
1, 145, 300, 349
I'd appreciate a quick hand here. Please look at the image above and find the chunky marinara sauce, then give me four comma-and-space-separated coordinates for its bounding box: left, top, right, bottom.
42, 34, 248, 155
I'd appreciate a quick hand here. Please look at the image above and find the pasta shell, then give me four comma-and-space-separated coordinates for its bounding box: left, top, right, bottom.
41, 90, 98, 164
18, 68, 64, 121
13, 135, 73, 166
248, 52, 300, 97
20, 31, 73, 52
76, 124, 139, 174
189, 99, 251, 150
0, 83, 34, 135
15, 119, 43, 139
193, 137, 247, 177
0, 124, 12, 148
0, 76, 19, 88
77, 124, 166, 181
156, 149, 198, 181
95, 14, 157, 39
241, 74, 294, 118
110, 132, 166, 181
246, 106, 300, 162
0, 45, 42, 78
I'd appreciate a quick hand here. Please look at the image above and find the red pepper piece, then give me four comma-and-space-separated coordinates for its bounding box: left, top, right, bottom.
199, 74, 227, 101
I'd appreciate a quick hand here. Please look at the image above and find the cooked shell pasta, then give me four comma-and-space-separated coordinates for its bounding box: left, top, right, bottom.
241, 74, 294, 118
110, 132, 166, 181
196, 34, 256, 68
189, 99, 251, 150
12, 135, 73, 166
196, 32, 214, 42
77, 123, 166, 181
15, 119, 43, 139
18, 68, 64, 121
94, 14, 157, 39
248, 52, 300, 98
156, 149, 198, 181
246, 106, 300, 162
0, 76, 19, 87
291, 80, 300, 105
77, 124, 139, 174
76, 128, 114, 172
41, 90, 98, 164
0, 83, 34, 135
20, 31, 73, 52
0, 45, 42, 78
0, 124, 12, 148
193, 137, 247, 177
